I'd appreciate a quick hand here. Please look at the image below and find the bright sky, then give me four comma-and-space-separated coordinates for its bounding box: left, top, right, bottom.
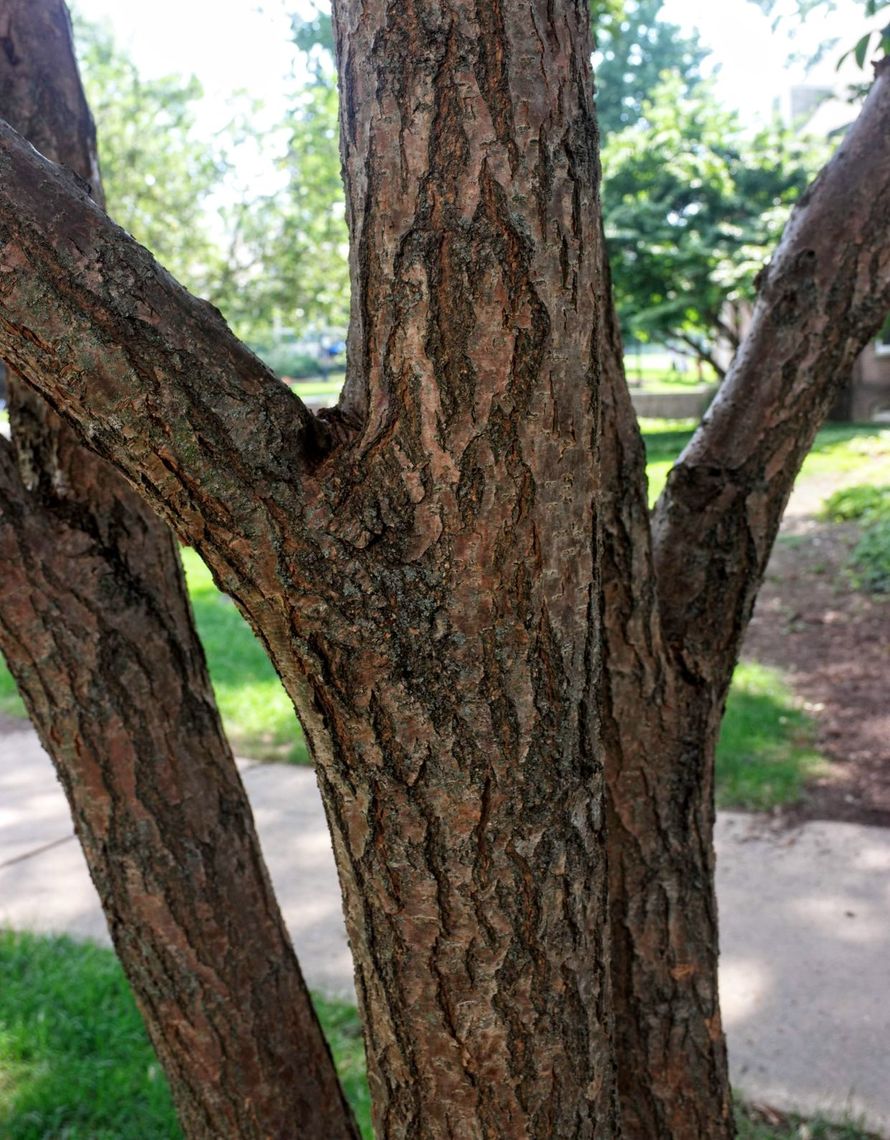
73, 0, 864, 131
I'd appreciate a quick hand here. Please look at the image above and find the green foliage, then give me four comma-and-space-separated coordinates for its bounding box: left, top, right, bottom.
750, 0, 890, 77
211, 73, 349, 339
850, 519, 890, 592
716, 663, 826, 810
821, 480, 890, 594
820, 483, 890, 522
602, 76, 826, 367
592, 0, 707, 139
73, 15, 223, 296
73, 12, 347, 345
0, 932, 373, 1140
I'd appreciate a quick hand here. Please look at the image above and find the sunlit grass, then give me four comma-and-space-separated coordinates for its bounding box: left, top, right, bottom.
0, 931, 874, 1140
0, 423, 886, 773
180, 548, 307, 763
0, 931, 372, 1140
717, 662, 826, 810
641, 422, 890, 506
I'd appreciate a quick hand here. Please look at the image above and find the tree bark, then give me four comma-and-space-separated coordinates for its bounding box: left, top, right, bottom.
599, 58, 890, 1140
0, 4, 357, 1137
1, 2, 622, 1134
3, 4, 890, 1138
596, 245, 733, 1139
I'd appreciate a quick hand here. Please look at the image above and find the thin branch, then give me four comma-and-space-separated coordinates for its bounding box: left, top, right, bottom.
671, 333, 726, 380
0, 119, 331, 575
651, 62, 890, 679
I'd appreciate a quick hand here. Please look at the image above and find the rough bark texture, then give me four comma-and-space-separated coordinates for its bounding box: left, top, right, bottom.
0, 5, 358, 1138
2, 2, 890, 1138
0, 3, 621, 1135
653, 61, 890, 673
599, 59, 890, 1140
596, 244, 732, 1139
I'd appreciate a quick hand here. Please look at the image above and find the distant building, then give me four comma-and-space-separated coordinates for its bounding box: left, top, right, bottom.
832, 323, 890, 423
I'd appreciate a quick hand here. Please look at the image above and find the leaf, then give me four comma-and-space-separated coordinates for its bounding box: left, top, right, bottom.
855, 31, 873, 68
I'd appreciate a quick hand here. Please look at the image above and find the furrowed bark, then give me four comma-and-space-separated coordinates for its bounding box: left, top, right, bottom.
653, 61, 890, 679
596, 246, 733, 1138
0, 4, 357, 1136
0, 116, 326, 587
1, 1, 622, 1134
601, 60, 890, 1139
309, 4, 619, 1134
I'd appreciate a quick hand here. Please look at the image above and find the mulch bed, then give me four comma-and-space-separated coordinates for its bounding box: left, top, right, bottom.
742, 517, 890, 828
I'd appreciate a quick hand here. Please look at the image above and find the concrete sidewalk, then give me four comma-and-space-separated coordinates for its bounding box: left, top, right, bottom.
2, 724, 888, 1135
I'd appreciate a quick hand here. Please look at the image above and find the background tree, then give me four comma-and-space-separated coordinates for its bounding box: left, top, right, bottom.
1, 2, 890, 1138
73, 12, 348, 347
73, 14, 223, 295
602, 77, 826, 373
591, 0, 707, 137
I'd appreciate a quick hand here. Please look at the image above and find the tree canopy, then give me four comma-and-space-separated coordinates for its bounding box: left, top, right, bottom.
602, 77, 826, 370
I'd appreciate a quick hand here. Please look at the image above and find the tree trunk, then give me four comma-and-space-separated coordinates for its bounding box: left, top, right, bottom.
0, 4, 357, 1136
600, 57, 890, 1140
0, 1, 622, 1133
2, 4, 890, 1139
594, 246, 733, 1138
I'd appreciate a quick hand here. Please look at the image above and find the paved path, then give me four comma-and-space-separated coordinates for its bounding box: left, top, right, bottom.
2, 725, 888, 1135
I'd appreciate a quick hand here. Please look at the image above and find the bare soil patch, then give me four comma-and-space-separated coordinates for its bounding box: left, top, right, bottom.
742, 513, 890, 827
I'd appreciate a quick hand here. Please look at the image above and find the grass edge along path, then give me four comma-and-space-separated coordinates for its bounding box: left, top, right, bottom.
0, 931, 879, 1140
0, 423, 886, 806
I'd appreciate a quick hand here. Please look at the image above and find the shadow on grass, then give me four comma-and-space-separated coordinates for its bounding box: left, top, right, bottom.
717, 662, 825, 811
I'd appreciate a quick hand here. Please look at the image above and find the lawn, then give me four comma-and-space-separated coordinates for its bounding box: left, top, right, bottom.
0, 930, 372, 1139
0, 931, 874, 1140
0, 422, 887, 808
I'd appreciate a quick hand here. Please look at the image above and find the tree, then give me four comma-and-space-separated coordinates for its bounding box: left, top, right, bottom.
74, 13, 347, 344
72, 14, 224, 295
0, 3, 356, 1135
602, 77, 825, 373
1, 2, 889, 1138
592, 0, 707, 138
211, 60, 350, 340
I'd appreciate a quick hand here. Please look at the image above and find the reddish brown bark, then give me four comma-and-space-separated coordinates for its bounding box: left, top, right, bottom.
0, 4, 357, 1137
599, 59, 890, 1140
1, 3, 621, 1134
2, 3, 890, 1138
596, 247, 732, 1138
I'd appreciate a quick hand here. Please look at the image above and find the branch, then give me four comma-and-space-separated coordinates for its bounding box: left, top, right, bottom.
651, 62, 890, 679
0, 119, 329, 579
671, 334, 726, 381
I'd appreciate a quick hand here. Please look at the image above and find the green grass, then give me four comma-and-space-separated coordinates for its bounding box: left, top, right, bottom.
0, 422, 886, 775
716, 662, 825, 811
736, 1101, 878, 1139
180, 548, 306, 763
0, 930, 372, 1140
641, 422, 890, 507
0, 666, 26, 719
0, 930, 180, 1138
0, 931, 877, 1140
288, 373, 346, 398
